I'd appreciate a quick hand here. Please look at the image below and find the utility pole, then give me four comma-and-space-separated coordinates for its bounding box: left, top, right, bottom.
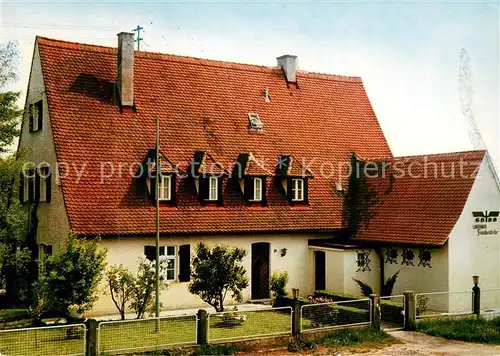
155, 117, 160, 323
133, 25, 143, 51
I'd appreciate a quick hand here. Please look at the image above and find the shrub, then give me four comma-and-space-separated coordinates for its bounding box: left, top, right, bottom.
106, 264, 135, 320
189, 243, 248, 312
270, 271, 289, 299
36, 234, 107, 316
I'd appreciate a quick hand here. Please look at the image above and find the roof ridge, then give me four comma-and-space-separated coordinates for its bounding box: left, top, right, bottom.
36, 36, 362, 83
396, 149, 486, 160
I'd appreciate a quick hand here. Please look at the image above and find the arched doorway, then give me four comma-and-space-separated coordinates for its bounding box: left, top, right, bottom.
252, 242, 270, 299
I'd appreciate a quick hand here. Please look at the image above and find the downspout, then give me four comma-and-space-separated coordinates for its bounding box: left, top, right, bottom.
375, 247, 385, 296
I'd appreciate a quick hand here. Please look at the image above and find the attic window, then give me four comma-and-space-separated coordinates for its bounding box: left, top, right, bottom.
29, 100, 43, 132
335, 180, 344, 194
248, 113, 263, 130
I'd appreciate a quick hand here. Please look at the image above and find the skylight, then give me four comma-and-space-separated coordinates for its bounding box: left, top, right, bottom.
248, 113, 263, 130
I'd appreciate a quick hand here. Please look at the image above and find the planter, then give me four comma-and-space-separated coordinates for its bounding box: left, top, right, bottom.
68, 309, 84, 319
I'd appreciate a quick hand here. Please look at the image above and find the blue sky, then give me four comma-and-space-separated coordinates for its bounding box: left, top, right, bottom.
1, 0, 498, 165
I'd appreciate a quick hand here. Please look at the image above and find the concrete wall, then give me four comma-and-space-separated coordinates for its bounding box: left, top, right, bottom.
89, 233, 319, 317
448, 156, 500, 310
18, 44, 71, 249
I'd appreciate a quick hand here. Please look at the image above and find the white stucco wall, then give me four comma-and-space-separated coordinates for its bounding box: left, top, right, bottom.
89, 233, 319, 317
448, 156, 500, 310
18, 44, 71, 249
343, 249, 381, 295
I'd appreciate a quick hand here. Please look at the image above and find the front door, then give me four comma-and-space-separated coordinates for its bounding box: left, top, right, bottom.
315, 251, 326, 291
252, 242, 270, 299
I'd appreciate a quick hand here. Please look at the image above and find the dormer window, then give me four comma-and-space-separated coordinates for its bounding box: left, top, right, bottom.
208, 176, 218, 201
291, 178, 304, 201
235, 153, 271, 206
159, 175, 172, 201
29, 100, 43, 132
253, 178, 263, 201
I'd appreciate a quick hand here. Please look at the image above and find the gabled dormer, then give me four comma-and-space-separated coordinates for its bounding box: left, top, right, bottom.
276, 154, 314, 205
190, 151, 226, 206
234, 153, 273, 206
144, 149, 180, 205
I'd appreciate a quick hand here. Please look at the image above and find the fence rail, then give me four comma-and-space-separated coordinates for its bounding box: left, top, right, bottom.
416, 291, 473, 319
97, 314, 197, 354
0, 323, 86, 356
208, 306, 292, 342
300, 299, 371, 332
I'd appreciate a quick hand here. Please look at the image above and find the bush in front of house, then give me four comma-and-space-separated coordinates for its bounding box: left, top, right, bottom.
270, 271, 289, 299
189, 243, 249, 312
35, 233, 107, 318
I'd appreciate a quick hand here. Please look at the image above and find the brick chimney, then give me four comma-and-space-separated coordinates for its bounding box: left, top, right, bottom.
277, 55, 298, 83
117, 32, 134, 107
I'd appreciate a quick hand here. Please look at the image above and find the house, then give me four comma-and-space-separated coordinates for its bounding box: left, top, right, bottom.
18, 32, 500, 316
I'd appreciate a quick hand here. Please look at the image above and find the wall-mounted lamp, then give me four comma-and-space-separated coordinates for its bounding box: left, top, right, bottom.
280, 248, 288, 257
473, 275, 479, 286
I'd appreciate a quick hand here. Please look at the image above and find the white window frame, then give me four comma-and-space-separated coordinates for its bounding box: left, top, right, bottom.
165, 246, 176, 281
252, 177, 262, 201
292, 178, 304, 201
32, 103, 39, 131
208, 176, 218, 201
39, 166, 50, 203
158, 175, 171, 201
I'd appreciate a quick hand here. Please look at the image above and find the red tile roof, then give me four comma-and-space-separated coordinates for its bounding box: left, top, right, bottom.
356, 150, 486, 246
36, 36, 393, 236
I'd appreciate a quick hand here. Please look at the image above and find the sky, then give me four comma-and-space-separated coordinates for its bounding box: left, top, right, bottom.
1, 0, 499, 167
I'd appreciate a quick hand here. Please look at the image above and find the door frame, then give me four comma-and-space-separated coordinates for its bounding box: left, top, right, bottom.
251, 242, 270, 300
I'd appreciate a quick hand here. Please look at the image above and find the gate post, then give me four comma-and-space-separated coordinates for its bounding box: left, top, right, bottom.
291, 288, 301, 337
86, 318, 98, 356
403, 291, 416, 331
369, 294, 380, 330
473, 275, 481, 318
197, 309, 208, 345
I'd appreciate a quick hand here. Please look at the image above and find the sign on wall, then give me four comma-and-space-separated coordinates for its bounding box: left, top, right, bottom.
472, 211, 499, 236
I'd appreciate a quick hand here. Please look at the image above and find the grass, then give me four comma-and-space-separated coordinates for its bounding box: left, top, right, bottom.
0, 324, 86, 356
417, 317, 500, 344
319, 327, 394, 348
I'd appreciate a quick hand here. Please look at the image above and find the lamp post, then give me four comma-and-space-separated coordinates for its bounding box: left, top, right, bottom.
155, 117, 160, 321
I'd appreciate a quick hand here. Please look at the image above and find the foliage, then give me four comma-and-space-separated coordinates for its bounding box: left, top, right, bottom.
36, 234, 107, 316
352, 270, 400, 297
0, 308, 30, 321
319, 327, 394, 348
129, 256, 169, 319
189, 243, 248, 312
417, 295, 429, 315
106, 264, 135, 320
270, 270, 289, 299
417, 317, 500, 344
288, 340, 317, 352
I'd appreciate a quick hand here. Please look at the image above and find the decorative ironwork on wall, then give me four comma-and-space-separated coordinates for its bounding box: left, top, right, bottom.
385, 248, 398, 264
418, 249, 432, 268
356, 250, 371, 272
401, 248, 414, 266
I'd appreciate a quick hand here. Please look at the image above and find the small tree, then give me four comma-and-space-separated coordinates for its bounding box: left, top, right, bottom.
106, 265, 135, 320
37, 233, 107, 316
270, 271, 289, 299
189, 243, 248, 312
129, 257, 169, 319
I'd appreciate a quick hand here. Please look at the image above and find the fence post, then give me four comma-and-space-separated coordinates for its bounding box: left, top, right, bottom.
197, 309, 208, 345
291, 288, 301, 337
369, 294, 381, 330
86, 318, 98, 356
473, 275, 480, 318
403, 291, 416, 331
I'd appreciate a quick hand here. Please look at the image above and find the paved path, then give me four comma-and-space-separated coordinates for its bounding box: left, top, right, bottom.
341, 330, 500, 355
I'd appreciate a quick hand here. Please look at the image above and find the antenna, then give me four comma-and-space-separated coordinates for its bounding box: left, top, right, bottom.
459, 48, 484, 150
132, 25, 143, 51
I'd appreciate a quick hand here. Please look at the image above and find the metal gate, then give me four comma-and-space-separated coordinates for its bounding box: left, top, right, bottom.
380, 295, 405, 331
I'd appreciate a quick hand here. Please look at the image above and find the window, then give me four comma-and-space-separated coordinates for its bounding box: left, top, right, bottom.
291, 178, 304, 201
356, 250, 371, 272
23, 173, 29, 203
165, 246, 176, 281
20, 169, 35, 203
208, 176, 218, 200
29, 100, 43, 132
159, 175, 171, 201
402, 248, 414, 266
248, 113, 263, 130
38, 165, 51, 203
38, 243, 52, 273
253, 178, 262, 201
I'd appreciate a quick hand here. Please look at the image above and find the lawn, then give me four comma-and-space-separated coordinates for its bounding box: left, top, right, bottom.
208, 309, 292, 342
0, 324, 86, 356
417, 317, 500, 344
98, 315, 198, 353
